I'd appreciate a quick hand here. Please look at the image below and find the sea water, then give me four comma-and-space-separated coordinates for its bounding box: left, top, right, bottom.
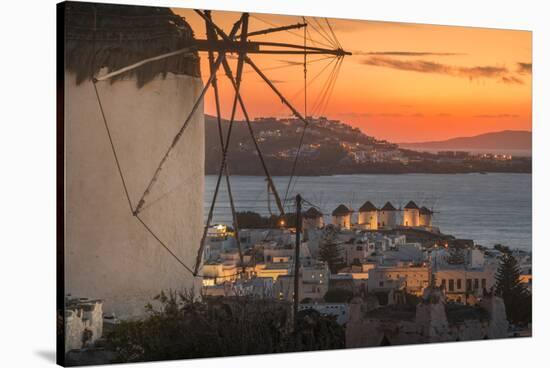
205, 173, 532, 251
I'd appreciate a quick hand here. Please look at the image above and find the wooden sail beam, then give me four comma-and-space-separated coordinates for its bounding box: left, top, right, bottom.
194, 10, 351, 56
95, 13, 350, 83
133, 16, 245, 215
203, 10, 245, 272
193, 39, 350, 56
220, 57, 287, 217
245, 56, 310, 126
238, 22, 306, 38
194, 13, 250, 275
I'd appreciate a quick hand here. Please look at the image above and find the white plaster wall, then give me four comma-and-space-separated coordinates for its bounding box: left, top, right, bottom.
332, 214, 351, 229
378, 210, 396, 228
65, 71, 204, 318
419, 213, 432, 226
303, 217, 324, 230
65, 310, 85, 352
358, 211, 378, 229
403, 209, 420, 227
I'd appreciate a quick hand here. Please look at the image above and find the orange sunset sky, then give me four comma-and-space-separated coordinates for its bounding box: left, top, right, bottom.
173, 8, 532, 143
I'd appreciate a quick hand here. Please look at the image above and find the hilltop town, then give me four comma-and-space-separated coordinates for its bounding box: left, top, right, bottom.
197, 200, 532, 346
205, 116, 532, 176
64, 199, 532, 359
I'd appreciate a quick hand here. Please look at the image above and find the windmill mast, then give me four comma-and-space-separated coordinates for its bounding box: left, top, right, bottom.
94, 9, 352, 280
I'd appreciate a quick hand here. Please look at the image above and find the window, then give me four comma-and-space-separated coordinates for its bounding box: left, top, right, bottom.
356, 246, 363, 251
457, 279, 462, 290
474, 279, 480, 290
379, 281, 384, 287
449, 279, 455, 291
466, 279, 472, 291
482, 278, 487, 289
441, 279, 446, 290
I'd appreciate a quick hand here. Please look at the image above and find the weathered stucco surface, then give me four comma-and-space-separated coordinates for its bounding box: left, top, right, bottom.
346, 293, 509, 347
65, 300, 103, 352
65, 71, 204, 318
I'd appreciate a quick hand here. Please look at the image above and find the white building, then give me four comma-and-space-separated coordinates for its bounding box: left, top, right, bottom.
403, 201, 420, 227
207, 224, 229, 238
381, 243, 424, 264
332, 204, 353, 229
275, 263, 330, 302
368, 265, 430, 296
434, 266, 496, 304
358, 201, 378, 230
419, 206, 433, 227
378, 202, 398, 228
64, 3, 203, 318
342, 241, 374, 266
201, 262, 240, 285
302, 207, 324, 230
64, 298, 104, 353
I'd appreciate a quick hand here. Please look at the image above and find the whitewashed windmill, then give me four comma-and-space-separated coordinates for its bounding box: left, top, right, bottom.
62, 2, 350, 317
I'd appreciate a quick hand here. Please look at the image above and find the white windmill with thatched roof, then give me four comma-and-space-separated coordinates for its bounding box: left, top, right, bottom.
61, 2, 350, 317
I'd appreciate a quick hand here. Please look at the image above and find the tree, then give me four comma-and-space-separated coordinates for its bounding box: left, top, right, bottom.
106, 290, 345, 363
319, 225, 343, 273
494, 253, 531, 325
446, 246, 465, 265
287, 309, 345, 352
324, 288, 353, 303
493, 243, 511, 254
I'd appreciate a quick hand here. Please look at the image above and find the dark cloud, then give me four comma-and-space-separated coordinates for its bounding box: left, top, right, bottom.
276, 60, 303, 66
501, 76, 524, 84
517, 62, 532, 74
474, 114, 520, 118
355, 51, 463, 56
339, 112, 427, 118
362, 56, 523, 84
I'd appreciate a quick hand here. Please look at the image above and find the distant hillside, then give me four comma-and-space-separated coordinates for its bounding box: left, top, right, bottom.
399, 130, 531, 154
204, 114, 397, 176
205, 117, 531, 175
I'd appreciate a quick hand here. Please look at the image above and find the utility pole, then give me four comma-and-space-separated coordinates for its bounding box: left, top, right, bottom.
293, 194, 302, 331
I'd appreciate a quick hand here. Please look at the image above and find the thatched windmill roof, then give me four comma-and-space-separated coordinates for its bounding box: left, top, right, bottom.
420, 206, 433, 215
359, 201, 378, 212
64, 1, 200, 87
404, 200, 419, 210
332, 204, 352, 216
303, 207, 323, 219
381, 202, 397, 211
